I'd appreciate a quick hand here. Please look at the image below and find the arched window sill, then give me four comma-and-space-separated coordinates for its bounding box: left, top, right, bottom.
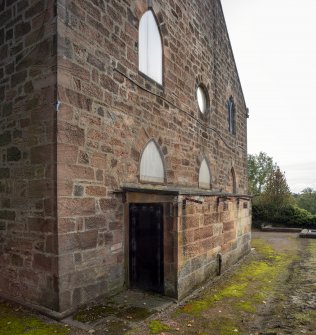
138, 70, 164, 90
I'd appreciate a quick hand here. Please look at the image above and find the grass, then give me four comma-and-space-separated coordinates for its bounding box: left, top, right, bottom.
208, 317, 242, 335
294, 310, 316, 325
0, 303, 70, 335
169, 238, 295, 335
148, 320, 171, 334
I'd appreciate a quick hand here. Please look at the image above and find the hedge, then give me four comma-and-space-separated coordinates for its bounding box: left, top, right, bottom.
252, 203, 316, 229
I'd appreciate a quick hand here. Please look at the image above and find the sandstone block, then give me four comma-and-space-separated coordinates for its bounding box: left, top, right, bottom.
58, 198, 95, 217
86, 186, 107, 197
57, 122, 85, 146
33, 253, 52, 272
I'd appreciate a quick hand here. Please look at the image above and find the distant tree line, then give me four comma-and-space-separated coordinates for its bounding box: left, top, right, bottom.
248, 152, 316, 228
294, 188, 316, 215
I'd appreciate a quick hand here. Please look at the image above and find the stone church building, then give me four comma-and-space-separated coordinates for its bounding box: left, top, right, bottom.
0, 0, 251, 317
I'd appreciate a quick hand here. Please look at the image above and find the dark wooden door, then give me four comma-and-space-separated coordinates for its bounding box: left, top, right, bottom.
129, 203, 164, 293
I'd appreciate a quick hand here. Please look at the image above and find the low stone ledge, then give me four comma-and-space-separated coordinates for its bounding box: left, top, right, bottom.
261, 225, 302, 233
299, 229, 316, 239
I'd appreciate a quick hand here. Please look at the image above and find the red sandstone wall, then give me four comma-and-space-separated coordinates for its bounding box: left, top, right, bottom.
1, 0, 250, 314
54, 0, 249, 312
177, 196, 251, 298
0, 1, 58, 310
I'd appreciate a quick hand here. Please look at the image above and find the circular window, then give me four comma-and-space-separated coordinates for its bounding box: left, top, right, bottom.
196, 86, 207, 114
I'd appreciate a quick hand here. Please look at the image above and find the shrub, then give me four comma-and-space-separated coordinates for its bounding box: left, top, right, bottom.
252, 203, 316, 229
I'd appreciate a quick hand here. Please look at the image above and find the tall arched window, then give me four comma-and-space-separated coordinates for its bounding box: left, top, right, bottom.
227, 96, 236, 134
138, 10, 163, 85
199, 159, 211, 189
140, 140, 165, 183
231, 167, 237, 194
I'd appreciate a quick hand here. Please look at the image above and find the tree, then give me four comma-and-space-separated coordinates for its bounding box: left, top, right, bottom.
250, 156, 316, 227
296, 188, 316, 215
261, 166, 293, 210
248, 152, 276, 195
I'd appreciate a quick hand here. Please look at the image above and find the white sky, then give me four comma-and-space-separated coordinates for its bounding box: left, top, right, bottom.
221, 0, 316, 193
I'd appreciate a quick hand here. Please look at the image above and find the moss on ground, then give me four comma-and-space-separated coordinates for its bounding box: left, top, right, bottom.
251, 239, 276, 258
0, 303, 70, 335
179, 239, 288, 318
217, 282, 247, 298
307, 239, 316, 253
173, 238, 294, 335
208, 317, 243, 335
234, 300, 256, 313
294, 310, 316, 325
148, 320, 171, 334
179, 298, 210, 315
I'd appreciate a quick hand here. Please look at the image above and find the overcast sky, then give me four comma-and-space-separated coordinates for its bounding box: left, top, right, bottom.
221, 0, 316, 193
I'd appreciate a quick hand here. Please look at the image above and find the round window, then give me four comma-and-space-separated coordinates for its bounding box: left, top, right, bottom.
196, 86, 207, 114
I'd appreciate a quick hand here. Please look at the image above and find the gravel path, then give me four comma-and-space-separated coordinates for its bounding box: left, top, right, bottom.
249, 232, 316, 335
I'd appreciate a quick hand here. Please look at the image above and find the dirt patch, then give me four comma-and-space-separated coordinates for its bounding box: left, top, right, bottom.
250, 235, 316, 335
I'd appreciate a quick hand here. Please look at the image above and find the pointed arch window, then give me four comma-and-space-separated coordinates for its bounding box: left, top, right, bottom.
231, 167, 237, 194
138, 10, 163, 85
140, 140, 165, 183
199, 159, 211, 189
227, 96, 236, 134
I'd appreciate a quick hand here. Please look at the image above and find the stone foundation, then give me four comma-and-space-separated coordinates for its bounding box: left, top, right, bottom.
177, 195, 251, 299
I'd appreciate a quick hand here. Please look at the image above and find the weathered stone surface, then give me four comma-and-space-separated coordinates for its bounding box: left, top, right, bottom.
33, 253, 52, 272
85, 216, 107, 230
73, 185, 84, 197
57, 122, 85, 146
58, 164, 95, 181
11, 70, 27, 86
30, 145, 55, 164
0, 131, 11, 146
65, 88, 92, 111
58, 230, 98, 253
7, 147, 21, 161
57, 144, 78, 164
28, 217, 54, 233
29, 179, 54, 198
14, 21, 31, 39
0, 168, 10, 179
0, 210, 16, 221
58, 198, 95, 217
223, 220, 235, 232
0, 0, 59, 312
86, 186, 107, 197
0, 0, 251, 317
25, 1, 44, 18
